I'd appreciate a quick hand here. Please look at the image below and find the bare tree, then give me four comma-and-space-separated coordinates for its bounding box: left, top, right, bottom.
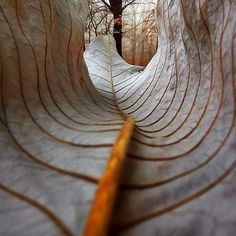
85, 0, 113, 45
100, 0, 136, 56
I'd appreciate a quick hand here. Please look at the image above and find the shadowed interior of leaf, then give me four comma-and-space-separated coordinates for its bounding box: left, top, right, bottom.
0, 0, 235, 236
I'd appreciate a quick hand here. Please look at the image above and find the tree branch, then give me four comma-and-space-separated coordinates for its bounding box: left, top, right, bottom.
101, 0, 111, 10
122, 0, 136, 11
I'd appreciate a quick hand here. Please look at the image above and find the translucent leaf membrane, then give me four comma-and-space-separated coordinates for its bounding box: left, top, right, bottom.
0, 0, 236, 236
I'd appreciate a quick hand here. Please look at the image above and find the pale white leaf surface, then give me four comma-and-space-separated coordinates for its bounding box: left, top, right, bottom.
0, 0, 236, 235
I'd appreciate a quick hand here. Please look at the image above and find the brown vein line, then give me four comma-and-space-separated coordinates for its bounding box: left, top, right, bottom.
126, 0, 179, 116
49, 0, 109, 119
233, 23, 236, 121
97, 88, 114, 95
114, 71, 142, 87
14, 1, 76, 131
2, 5, 115, 148
161, 0, 229, 138
97, 83, 115, 91
126, 64, 177, 115
40, 0, 100, 124
112, 65, 141, 79
89, 44, 111, 57
54, 34, 121, 125
47, 9, 120, 125
132, 22, 211, 145
113, 136, 236, 232
87, 44, 141, 91
39, 1, 109, 126
0, 181, 74, 236
72, 63, 117, 115
87, 88, 120, 109
86, 58, 109, 71
87, 83, 114, 93
83, 35, 137, 235
135, 0, 202, 132
43, 0, 98, 119
122, 99, 235, 189
75, 47, 122, 116
117, 0, 169, 105
117, 45, 166, 104
162, 0, 231, 138
127, 0, 230, 160
49, 0, 55, 30
117, 44, 166, 103
115, 75, 140, 93
89, 73, 111, 83
76, 44, 120, 114
111, 62, 126, 67
83, 84, 121, 115
95, 96, 117, 107
79, 43, 122, 114
14, 1, 118, 134
129, 0, 224, 144
54, 61, 110, 121
119, 0, 171, 109
0, 58, 7, 126
83, 116, 135, 236
106, 36, 129, 119
0, 5, 100, 182
128, 65, 175, 116
113, 20, 236, 228
135, 26, 191, 129
135, 28, 191, 132
3, 120, 99, 183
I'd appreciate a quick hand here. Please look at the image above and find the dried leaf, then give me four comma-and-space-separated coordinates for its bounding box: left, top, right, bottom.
0, 0, 236, 236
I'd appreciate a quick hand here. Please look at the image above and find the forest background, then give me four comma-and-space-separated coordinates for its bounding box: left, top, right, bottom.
85, 0, 158, 66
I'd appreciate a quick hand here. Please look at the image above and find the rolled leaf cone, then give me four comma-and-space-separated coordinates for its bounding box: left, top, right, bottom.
0, 0, 235, 236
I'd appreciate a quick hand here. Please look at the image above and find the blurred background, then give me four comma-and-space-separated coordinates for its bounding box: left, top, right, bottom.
84, 0, 158, 66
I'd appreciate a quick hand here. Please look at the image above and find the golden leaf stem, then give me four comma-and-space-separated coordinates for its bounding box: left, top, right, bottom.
83, 116, 135, 236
